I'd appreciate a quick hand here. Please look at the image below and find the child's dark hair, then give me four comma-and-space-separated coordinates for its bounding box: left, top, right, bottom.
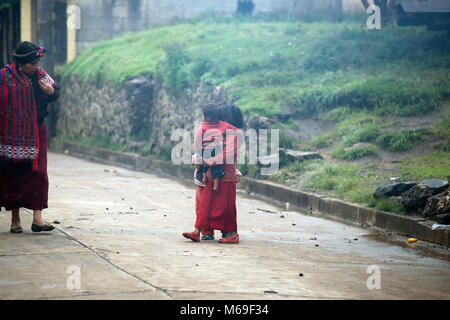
219, 104, 246, 130
202, 103, 222, 123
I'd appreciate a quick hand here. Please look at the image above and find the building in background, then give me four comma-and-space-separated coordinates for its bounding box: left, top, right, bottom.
0, 0, 66, 73
0, 0, 21, 68
396, 0, 450, 31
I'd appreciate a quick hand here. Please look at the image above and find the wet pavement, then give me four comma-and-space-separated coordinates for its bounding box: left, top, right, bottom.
0, 152, 449, 299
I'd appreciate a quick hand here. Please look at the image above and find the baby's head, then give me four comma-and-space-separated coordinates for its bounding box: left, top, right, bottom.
202, 103, 222, 123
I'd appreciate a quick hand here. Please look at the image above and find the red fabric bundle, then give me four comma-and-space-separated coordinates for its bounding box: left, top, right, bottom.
0, 62, 40, 170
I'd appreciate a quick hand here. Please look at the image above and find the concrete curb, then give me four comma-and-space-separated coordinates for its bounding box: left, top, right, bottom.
49, 138, 449, 247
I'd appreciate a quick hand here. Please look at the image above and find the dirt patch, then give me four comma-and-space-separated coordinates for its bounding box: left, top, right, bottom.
291, 118, 335, 143
382, 107, 447, 132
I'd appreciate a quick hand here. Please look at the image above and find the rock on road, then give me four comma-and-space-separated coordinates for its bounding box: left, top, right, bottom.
0, 152, 449, 299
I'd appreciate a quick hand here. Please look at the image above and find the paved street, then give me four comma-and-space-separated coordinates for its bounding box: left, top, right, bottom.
0, 152, 449, 300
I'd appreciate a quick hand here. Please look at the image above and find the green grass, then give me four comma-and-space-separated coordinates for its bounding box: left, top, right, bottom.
56, 132, 127, 152
308, 107, 438, 154
368, 196, 405, 213
330, 144, 377, 160
399, 151, 450, 182
376, 129, 432, 152
268, 158, 323, 184
296, 162, 378, 206
309, 132, 336, 149
58, 18, 450, 118
429, 106, 450, 152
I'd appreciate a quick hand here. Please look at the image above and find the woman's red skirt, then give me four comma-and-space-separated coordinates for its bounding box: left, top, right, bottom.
0, 124, 49, 211
195, 180, 237, 233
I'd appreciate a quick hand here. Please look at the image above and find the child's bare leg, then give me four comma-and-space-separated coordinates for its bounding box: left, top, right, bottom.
11, 209, 21, 228
213, 178, 219, 192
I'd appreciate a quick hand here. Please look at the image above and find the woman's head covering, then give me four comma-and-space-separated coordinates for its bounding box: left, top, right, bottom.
12, 41, 46, 65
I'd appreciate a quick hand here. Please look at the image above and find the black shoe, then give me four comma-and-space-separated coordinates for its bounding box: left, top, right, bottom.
31, 223, 55, 232
10, 225, 23, 233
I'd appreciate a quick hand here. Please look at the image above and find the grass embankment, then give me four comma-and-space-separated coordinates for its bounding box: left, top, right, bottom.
58, 17, 450, 213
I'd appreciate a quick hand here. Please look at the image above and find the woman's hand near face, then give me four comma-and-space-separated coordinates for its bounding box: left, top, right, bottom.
38, 79, 54, 95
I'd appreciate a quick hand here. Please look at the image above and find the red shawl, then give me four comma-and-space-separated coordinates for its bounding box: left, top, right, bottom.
0, 62, 40, 170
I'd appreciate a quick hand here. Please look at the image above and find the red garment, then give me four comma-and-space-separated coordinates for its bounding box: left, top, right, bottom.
0, 63, 40, 170
195, 180, 237, 232
195, 185, 203, 214
194, 121, 241, 232
0, 124, 48, 211
0, 63, 59, 171
194, 120, 243, 182
195, 186, 213, 236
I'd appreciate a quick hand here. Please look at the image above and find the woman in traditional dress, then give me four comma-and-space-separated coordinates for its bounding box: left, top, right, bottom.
0, 41, 61, 233
183, 104, 244, 244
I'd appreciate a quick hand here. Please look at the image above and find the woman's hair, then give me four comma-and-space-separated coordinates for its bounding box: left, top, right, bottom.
12, 41, 45, 65
219, 104, 246, 130
202, 103, 222, 123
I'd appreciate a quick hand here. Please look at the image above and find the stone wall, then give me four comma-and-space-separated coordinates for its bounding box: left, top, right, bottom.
55, 74, 231, 157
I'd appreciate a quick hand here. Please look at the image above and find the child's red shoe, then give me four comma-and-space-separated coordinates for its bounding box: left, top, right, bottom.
183, 231, 200, 242
218, 233, 239, 244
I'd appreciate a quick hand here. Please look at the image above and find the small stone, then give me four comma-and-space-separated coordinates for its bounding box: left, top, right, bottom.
315, 244, 319, 247
53, 220, 60, 224
280, 215, 285, 218
299, 273, 304, 277
264, 290, 278, 294
279, 148, 323, 162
